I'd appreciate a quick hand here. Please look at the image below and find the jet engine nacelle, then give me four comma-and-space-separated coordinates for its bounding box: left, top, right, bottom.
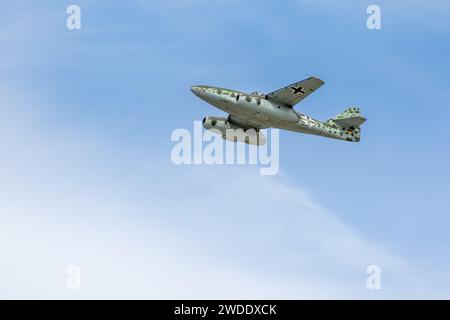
202, 116, 266, 145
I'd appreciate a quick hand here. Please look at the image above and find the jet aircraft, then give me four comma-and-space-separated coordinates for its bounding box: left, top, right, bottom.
191, 77, 366, 145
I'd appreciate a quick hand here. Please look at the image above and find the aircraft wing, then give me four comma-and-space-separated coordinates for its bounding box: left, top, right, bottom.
227, 115, 267, 145
265, 76, 324, 107
228, 114, 270, 130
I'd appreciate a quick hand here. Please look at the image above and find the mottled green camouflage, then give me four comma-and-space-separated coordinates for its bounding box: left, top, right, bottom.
191, 77, 366, 144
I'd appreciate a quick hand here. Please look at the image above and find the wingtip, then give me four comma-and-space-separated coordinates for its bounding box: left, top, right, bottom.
313, 76, 325, 85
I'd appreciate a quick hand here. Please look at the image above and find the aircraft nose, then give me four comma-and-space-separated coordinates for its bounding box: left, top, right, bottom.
191, 86, 201, 96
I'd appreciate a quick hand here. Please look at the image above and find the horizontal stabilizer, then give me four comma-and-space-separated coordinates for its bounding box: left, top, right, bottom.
334, 116, 366, 128
330, 107, 366, 129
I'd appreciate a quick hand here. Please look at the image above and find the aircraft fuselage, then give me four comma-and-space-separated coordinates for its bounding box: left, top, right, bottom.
191, 85, 355, 142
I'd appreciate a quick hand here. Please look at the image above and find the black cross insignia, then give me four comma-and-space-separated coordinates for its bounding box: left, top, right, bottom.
290, 86, 305, 95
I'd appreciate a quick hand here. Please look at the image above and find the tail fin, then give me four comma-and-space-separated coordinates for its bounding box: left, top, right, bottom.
326, 107, 367, 142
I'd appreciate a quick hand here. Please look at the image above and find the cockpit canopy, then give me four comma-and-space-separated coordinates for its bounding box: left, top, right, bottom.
251, 91, 265, 97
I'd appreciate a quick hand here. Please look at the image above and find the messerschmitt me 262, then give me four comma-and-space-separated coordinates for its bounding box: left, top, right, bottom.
191, 76, 366, 145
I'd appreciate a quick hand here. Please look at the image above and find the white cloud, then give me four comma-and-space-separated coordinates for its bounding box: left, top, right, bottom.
0, 2, 449, 298
1, 82, 448, 299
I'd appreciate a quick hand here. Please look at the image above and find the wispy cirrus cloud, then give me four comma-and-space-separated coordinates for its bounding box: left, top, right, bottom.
1, 1, 450, 300
1, 80, 449, 299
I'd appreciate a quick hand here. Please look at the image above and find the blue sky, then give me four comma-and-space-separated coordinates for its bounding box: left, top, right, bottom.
1, 0, 450, 298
